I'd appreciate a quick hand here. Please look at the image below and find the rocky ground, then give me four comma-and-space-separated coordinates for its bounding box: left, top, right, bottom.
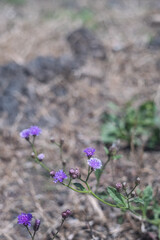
0, 0, 160, 239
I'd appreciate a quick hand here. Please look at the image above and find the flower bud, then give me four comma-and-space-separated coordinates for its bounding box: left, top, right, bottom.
33, 219, 41, 232
109, 143, 119, 156
131, 191, 136, 198
135, 177, 140, 185
69, 168, 81, 179
62, 212, 67, 219
50, 137, 55, 143
75, 168, 81, 178
31, 152, 35, 158
60, 138, 64, 146
122, 182, 127, 189
50, 170, 55, 177
116, 182, 122, 192
69, 168, 75, 175
62, 209, 71, 219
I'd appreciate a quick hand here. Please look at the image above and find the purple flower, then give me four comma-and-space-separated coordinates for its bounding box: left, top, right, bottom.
84, 147, 95, 158
88, 158, 102, 170
20, 129, 30, 139
54, 169, 68, 183
29, 126, 41, 136
37, 153, 45, 161
17, 213, 32, 226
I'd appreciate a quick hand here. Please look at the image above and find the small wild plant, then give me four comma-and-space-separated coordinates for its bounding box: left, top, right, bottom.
17, 126, 160, 239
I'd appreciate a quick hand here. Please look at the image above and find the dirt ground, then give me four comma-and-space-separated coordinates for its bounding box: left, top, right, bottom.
1, 0, 160, 239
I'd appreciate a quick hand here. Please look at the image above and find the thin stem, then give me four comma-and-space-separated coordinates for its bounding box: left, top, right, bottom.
90, 189, 118, 208
32, 231, 36, 240
62, 183, 89, 194
30, 143, 50, 172
96, 156, 111, 189
86, 167, 93, 182
127, 185, 137, 197
52, 219, 65, 240
26, 226, 33, 240
67, 177, 72, 187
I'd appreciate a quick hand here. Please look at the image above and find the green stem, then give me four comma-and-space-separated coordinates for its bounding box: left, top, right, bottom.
32, 231, 36, 240
62, 183, 89, 194
127, 184, 137, 197
86, 167, 93, 182
96, 156, 111, 189
30, 143, 50, 172
90, 189, 118, 208
52, 219, 65, 240
67, 177, 72, 187
26, 226, 33, 240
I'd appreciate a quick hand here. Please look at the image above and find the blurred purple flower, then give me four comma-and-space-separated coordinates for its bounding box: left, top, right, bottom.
88, 158, 102, 170
17, 213, 32, 226
84, 147, 95, 158
20, 129, 30, 139
54, 169, 68, 183
37, 153, 45, 161
29, 126, 41, 136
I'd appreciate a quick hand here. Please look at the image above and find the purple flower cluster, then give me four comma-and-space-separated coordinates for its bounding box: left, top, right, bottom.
84, 147, 95, 158
53, 170, 68, 183
20, 126, 41, 139
17, 213, 32, 226
88, 158, 102, 170
37, 153, 45, 161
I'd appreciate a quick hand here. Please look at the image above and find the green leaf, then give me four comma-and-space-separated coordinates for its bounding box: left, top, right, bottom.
97, 191, 109, 200
95, 169, 103, 182
142, 185, 153, 206
112, 154, 123, 160
73, 183, 86, 191
107, 186, 126, 207
131, 197, 144, 205
104, 146, 109, 155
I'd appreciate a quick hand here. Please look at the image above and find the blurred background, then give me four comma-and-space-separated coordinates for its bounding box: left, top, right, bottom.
1, 0, 160, 239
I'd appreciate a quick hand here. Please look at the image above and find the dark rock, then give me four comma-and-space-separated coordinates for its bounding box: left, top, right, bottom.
148, 32, 160, 49
25, 56, 62, 82
58, 55, 82, 76
156, 59, 160, 70
0, 62, 28, 124
0, 61, 27, 92
67, 27, 106, 60
52, 84, 67, 97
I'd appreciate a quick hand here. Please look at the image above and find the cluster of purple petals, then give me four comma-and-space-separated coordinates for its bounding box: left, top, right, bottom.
20, 126, 41, 138
17, 213, 32, 226
88, 158, 102, 170
53, 169, 68, 183
84, 147, 95, 158
37, 153, 45, 161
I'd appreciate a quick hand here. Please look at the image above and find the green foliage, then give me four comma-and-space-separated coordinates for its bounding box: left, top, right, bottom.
95, 168, 103, 183
42, 8, 97, 29
101, 100, 160, 150
73, 183, 86, 191
107, 186, 127, 208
